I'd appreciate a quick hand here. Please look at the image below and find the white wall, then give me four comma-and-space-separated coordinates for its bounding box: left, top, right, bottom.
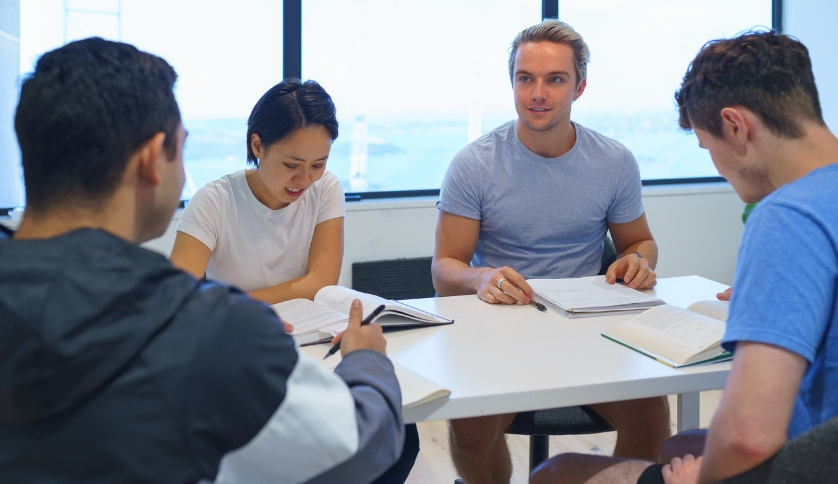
142, 183, 745, 287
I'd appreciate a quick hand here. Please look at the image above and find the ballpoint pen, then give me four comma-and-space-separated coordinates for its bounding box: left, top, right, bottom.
529, 299, 547, 312
323, 304, 386, 360
503, 281, 547, 312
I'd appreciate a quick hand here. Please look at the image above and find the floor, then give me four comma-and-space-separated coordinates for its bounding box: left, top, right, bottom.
404, 390, 723, 483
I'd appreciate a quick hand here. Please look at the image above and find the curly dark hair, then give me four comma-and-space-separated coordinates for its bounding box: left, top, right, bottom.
15, 37, 181, 211
675, 30, 824, 138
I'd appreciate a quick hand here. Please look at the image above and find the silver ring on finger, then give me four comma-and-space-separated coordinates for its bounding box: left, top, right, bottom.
496, 278, 506, 290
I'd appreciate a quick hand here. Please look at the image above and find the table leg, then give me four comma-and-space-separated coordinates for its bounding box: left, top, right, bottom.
677, 392, 701, 432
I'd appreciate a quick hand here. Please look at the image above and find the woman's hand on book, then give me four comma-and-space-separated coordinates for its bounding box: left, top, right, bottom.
716, 287, 732, 301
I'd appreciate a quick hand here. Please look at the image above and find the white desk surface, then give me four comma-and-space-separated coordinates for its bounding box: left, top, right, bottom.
307, 276, 731, 424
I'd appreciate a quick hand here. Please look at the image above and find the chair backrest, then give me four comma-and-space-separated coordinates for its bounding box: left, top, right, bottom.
353, 257, 436, 300
599, 235, 617, 276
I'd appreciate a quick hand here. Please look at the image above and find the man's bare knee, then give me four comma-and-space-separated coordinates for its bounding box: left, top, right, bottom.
591, 397, 670, 433
584, 461, 655, 484
530, 453, 590, 484
449, 414, 512, 454
530, 453, 643, 484
589, 398, 670, 460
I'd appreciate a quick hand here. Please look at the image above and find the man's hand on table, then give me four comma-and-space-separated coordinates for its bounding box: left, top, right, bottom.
476, 266, 534, 305
605, 252, 657, 289
717, 287, 732, 301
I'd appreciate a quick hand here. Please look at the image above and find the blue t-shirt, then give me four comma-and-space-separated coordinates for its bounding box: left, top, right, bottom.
722, 164, 838, 439
437, 121, 644, 278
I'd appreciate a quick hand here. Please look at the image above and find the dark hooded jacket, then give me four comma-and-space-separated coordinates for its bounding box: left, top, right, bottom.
0, 229, 403, 483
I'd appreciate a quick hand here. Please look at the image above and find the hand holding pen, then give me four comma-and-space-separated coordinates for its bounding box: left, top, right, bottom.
479, 267, 545, 311
324, 301, 387, 360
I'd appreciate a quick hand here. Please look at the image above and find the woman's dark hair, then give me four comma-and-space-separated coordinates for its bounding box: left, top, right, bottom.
246, 79, 339, 166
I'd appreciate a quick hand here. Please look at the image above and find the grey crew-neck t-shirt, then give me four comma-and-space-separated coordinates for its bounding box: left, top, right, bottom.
437, 120, 643, 279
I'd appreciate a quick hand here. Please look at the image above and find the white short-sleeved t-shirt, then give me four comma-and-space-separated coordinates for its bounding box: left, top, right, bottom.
177, 169, 345, 292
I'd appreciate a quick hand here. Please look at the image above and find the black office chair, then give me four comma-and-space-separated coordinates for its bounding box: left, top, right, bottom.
503, 236, 618, 472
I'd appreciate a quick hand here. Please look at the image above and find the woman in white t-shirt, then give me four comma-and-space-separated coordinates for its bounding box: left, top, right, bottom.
170, 79, 344, 306
171, 80, 421, 484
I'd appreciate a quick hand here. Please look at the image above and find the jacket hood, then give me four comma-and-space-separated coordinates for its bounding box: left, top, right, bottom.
0, 229, 198, 424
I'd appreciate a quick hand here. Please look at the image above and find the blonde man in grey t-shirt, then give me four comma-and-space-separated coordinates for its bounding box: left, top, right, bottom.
432, 20, 668, 484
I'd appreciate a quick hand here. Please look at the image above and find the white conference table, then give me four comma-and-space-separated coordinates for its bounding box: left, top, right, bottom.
308, 276, 731, 429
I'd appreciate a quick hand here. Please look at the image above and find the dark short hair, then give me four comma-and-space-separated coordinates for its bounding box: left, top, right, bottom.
15, 37, 181, 211
246, 79, 339, 167
676, 30, 824, 138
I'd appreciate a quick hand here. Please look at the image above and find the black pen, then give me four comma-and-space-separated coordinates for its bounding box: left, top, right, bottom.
507, 284, 547, 312
529, 299, 547, 312
323, 304, 386, 360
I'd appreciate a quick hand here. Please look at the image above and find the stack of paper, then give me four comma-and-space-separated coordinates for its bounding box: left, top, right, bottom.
529, 276, 664, 318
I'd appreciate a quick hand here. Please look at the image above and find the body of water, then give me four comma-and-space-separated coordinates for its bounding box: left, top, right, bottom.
181, 110, 717, 199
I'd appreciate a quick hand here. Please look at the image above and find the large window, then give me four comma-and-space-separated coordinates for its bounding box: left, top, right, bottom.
561, 0, 772, 180
301, 0, 772, 194
1, 0, 776, 209
302, 0, 539, 193
11, 0, 284, 206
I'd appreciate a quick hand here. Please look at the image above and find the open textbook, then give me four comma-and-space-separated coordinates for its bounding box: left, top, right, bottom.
602, 301, 733, 368
272, 285, 453, 345
529, 276, 665, 318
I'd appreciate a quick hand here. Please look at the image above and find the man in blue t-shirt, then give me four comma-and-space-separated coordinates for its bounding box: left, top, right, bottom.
531, 31, 838, 484
432, 19, 668, 484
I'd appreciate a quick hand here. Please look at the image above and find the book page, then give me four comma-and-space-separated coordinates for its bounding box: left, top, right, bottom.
610, 305, 725, 359
396, 364, 452, 409
314, 285, 389, 319
529, 276, 662, 311
271, 298, 347, 336
320, 353, 450, 409
315, 286, 451, 324
687, 300, 729, 322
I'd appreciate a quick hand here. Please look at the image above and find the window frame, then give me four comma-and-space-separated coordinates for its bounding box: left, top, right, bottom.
286, 0, 782, 200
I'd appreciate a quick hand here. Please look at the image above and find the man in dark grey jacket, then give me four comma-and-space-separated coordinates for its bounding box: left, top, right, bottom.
0, 37, 403, 483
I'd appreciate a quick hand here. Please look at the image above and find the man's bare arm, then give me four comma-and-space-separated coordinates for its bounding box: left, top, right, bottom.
431, 210, 532, 304
699, 342, 807, 483
606, 212, 658, 289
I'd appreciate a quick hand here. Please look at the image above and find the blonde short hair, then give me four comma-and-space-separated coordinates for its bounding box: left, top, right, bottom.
508, 20, 590, 86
